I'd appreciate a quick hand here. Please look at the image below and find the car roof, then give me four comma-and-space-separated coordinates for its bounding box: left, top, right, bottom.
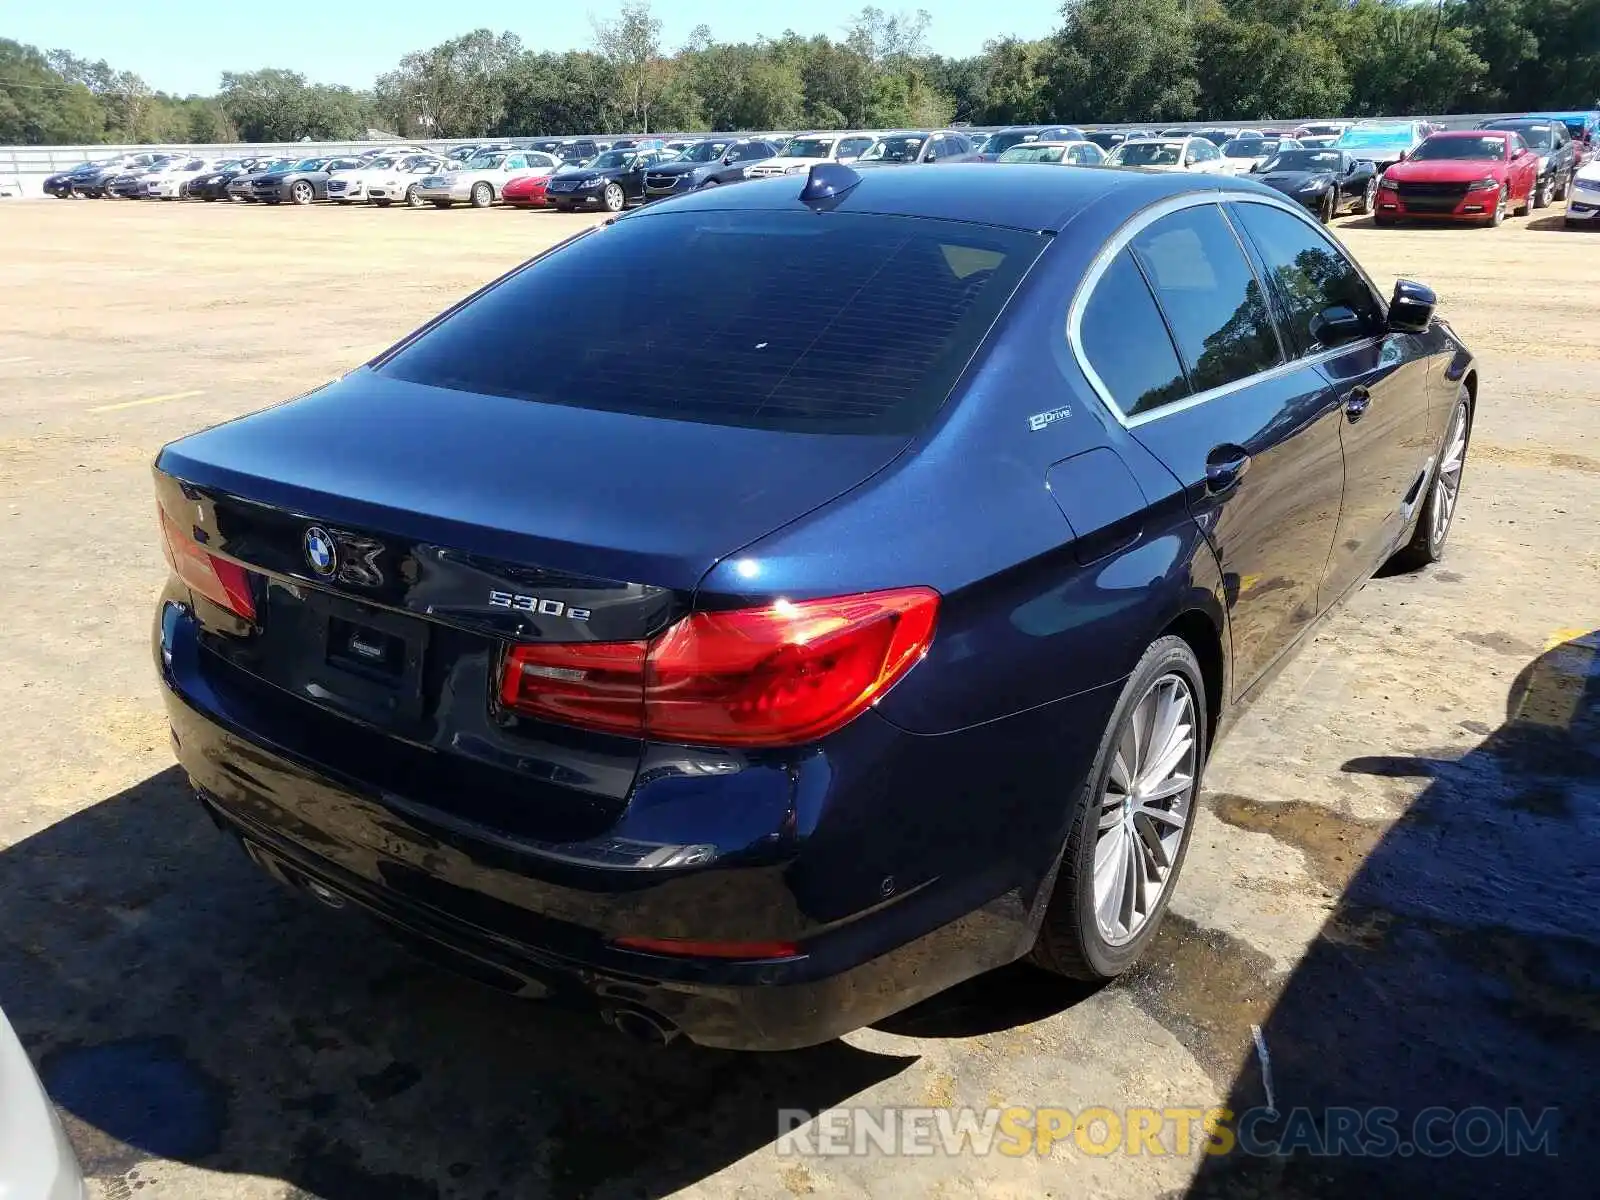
619, 162, 1240, 233
1434, 129, 1511, 138
1482, 117, 1553, 128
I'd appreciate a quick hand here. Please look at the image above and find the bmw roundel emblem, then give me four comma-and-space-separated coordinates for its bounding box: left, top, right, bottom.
303, 526, 338, 577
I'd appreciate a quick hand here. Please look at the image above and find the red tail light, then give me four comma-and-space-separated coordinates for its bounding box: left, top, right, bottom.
499, 587, 938, 747
613, 936, 800, 959
158, 507, 256, 620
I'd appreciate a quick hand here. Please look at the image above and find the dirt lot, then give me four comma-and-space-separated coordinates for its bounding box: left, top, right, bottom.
0, 196, 1596, 1200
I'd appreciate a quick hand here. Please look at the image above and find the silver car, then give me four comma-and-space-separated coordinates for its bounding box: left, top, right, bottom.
416, 150, 560, 208
0, 1007, 88, 1200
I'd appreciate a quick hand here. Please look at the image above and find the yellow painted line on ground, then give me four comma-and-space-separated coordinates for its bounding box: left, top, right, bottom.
89, 390, 204, 414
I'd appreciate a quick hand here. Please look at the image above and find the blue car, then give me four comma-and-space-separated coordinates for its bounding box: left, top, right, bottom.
152, 164, 1476, 1050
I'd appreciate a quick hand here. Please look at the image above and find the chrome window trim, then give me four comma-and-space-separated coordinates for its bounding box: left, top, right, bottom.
1068, 189, 1386, 430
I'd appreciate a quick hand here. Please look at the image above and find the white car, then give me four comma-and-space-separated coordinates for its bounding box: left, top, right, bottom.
139, 157, 214, 199
1567, 157, 1600, 226
326, 154, 445, 204
1106, 136, 1232, 174
363, 155, 454, 207
416, 150, 560, 208
1293, 121, 1352, 140
1218, 136, 1303, 175
744, 132, 878, 179
0, 1007, 88, 1200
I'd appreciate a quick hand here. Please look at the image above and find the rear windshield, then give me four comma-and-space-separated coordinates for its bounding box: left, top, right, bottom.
378, 210, 1044, 434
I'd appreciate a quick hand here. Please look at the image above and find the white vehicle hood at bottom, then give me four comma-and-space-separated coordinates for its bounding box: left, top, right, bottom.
1575, 159, 1600, 186
0, 1008, 88, 1200
746, 156, 826, 176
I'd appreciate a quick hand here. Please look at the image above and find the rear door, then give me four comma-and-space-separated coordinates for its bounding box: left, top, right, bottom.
1227, 198, 1435, 605
1075, 200, 1346, 696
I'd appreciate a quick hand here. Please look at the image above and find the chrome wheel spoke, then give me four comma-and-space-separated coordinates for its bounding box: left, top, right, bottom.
1133, 812, 1170, 870
1136, 795, 1188, 825
1092, 670, 1199, 946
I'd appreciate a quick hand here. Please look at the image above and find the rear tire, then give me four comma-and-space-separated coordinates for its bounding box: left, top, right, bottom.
470, 181, 493, 208
406, 185, 424, 208
1387, 386, 1471, 573
1030, 636, 1207, 982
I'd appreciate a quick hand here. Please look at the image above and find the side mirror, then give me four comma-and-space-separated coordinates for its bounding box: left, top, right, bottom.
1389, 279, 1436, 334
1396, 149, 1409, 162
1310, 305, 1366, 347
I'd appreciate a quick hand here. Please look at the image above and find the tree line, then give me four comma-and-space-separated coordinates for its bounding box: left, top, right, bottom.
3, 0, 1598, 146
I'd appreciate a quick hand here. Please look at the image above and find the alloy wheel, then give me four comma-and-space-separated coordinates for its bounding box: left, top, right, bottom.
1093, 673, 1198, 946
1431, 400, 1469, 546
1364, 178, 1377, 213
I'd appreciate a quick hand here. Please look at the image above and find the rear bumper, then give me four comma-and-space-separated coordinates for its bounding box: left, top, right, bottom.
154, 595, 1086, 1049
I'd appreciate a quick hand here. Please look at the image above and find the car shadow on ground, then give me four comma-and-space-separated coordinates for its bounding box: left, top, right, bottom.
1186, 631, 1600, 1199
0, 769, 917, 1199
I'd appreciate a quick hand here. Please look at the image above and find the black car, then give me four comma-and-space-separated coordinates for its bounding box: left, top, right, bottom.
1478, 118, 1580, 202
1250, 148, 1378, 223
188, 159, 272, 202
43, 156, 138, 198
152, 163, 1475, 1052
855, 130, 982, 167
640, 138, 780, 200
546, 148, 678, 212
1084, 130, 1155, 153
976, 125, 1088, 162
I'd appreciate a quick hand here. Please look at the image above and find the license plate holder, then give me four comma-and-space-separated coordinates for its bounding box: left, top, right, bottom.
266, 584, 429, 727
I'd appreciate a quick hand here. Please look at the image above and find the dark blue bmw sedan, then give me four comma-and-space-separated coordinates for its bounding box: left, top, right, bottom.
153, 163, 1476, 1049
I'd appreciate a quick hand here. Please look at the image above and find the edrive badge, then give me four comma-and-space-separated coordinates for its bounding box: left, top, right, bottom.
303, 526, 338, 577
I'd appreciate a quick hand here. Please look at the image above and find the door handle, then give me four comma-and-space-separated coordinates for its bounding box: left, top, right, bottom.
1344, 387, 1371, 422
1204, 444, 1251, 495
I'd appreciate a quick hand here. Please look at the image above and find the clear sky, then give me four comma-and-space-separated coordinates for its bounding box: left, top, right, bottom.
10, 0, 1063, 96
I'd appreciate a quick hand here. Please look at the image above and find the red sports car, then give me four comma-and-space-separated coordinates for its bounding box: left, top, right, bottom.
1374, 130, 1538, 226
502, 173, 551, 208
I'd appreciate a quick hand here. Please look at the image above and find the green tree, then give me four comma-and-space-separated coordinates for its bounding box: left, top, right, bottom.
1339, 0, 1485, 115
979, 38, 1052, 124
592, 0, 671, 131
922, 54, 988, 124
1193, 2, 1349, 120
0, 39, 104, 143
374, 30, 521, 138
1046, 0, 1201, 121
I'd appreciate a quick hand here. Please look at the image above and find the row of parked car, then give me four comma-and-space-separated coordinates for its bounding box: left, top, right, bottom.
42, 111, 1598, 227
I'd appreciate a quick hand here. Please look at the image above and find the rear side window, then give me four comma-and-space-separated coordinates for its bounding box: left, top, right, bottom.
1229, 201, 1383, 356
1130, 204, 1281, 394
1078, 249, 1191, 417
378, 211, 1045, 434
